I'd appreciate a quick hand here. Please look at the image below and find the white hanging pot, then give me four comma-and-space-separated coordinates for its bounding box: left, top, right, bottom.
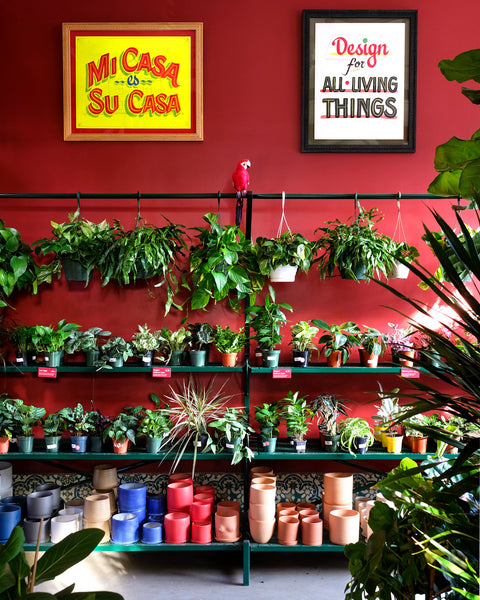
389, 260, 410, 279
270, 264, 297, 282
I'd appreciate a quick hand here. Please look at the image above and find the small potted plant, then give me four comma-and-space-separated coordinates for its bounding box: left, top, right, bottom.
97, 336, 133, 369
88, 407, 109, 452
58, 403, 96, 453
279, 391, 313, 453
31, 319, 80, 367
338, 417, 374, 455
357, 326, 388, 368
103, 406, 143, 454
0, 394, 17, 454
402, 413, 429, 453
64, 326, 111, 366
254, 402, 281, 453
372, 382, 402, 450
158, 327, 189, 366
139, 395, 173, 453
10, 398, 46, 453
214, 325, 246, 367
312, 319, 360, 367
247, 285, 293, 367
187, 322, 215, 367
311, 393, 349, 452
41, 411, 67, 453
210, 407, 254, 464
387, 322, 415, 366
289, 321, 319, 367
8, 325, 36, 366
131, 324, 161, 367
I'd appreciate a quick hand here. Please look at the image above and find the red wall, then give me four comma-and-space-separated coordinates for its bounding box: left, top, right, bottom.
0, 0, 479, 430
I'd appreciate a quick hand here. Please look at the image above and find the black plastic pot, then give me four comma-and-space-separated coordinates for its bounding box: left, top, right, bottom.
292, 349, 309, 367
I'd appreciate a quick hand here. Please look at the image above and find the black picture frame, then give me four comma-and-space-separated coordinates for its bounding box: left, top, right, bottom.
301, 9, 417, 153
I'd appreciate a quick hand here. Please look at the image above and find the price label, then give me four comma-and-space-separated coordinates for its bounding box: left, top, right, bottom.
272, 368, 291, 379
400, 367, 420, 378
38, 368, 57, 378
152, 367, 171, 378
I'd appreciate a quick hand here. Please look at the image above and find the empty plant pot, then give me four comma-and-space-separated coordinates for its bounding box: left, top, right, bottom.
323, 499, 352, 531
329, 509, 360, 545
1, 495, 27, 519
111, 512, 139, 544
169, 473, 193, 484
93, 489, 117, 515
167, 481, 194, 513
195, 485, 215, 497
216, 500, 240, 515
278, 508, 299, 519
36, 483, 62, 511
118, 483, 147, 512
276, 502, 296, 515
0, 463, 12, 492
248, 515, 275, 544
58, 506, 83, 529
278, 516, 299, 546
324, 473, 353, 505
164, 511, 190, 543
251, 476, 276, 487
93, 464, 118, 490
296, 502, 316, 511
191, 519, 212, 544
142, 521, 163, 544
298, 508, 319, 521
301, 516, 323, 546
147, 494, 166, 516
250, 484, 276, 506
83, 518, 111, 543
0, 504, 21, 541
411, 436, 428, 453
190, 501, 211, 523
50, 515, 78, 543
83, 494, 111, 522
214, 508, 240, 542
250, 503, 275, 522
27, 491, 54, 519
23, 517, 50, 543
250, 466, 274, 478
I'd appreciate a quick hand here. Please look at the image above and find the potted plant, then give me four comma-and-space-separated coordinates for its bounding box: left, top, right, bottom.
289, 320, 319, 367
387, 322, 415, 366
357, 326, 388, 368
33, 210, 117, 285
10, 398, 46, 453
187, 322, 215, 367
97, 336, 133, 369
0, 394, 17, 454
88, 407, 109, 452
252, 230, 316, 282
8, 325, 36, 366
254, 402, 281, 453
279, 391, 314, 453
247, 285, 293, 367
402, 413, 429, 453
31, 319, 80, 367
103, 406, 143, 454
158, 327, 189, 366
372, 382, 402, 448
312, 319, 360, 367
41, 411, 67, 453
214, 325, 246, 367
65, 326, 111, 366
162, 377, 232, 476
311, 393, 349, 452
210, 407, 254, 464
338, 417, 374, 455
58, 403, 96, 453
139, 396, 172, 454
97, 217, 187, 314
131, 324, 161, 367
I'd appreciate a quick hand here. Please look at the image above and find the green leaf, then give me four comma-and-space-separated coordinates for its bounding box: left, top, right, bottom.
459, 157, 480, 201
35, 529, 104, 585
428, 170, 461, 196
211, 270, 227, 292
191, 288, 211, 311
433, 137, 480, 172
438, 48, 480, 84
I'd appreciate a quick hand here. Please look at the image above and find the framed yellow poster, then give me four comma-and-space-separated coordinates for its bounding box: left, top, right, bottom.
63, 22, 203, 141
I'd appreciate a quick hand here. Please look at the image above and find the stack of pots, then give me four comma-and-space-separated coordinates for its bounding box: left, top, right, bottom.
249, 469, 276, 544
92, 464, 119, 517
165, 473, 193, 543
83, 493, 111, 543
297, 503, 323, 546
323, 472, 359, 545
143, 494, 166, 544
0, 501, 21, 543
115, 483, 147, 543
25, 487, 56, 543
191, 484, 214, 544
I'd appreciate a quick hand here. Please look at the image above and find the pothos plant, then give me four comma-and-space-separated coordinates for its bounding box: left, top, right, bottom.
251, 230, 316, 274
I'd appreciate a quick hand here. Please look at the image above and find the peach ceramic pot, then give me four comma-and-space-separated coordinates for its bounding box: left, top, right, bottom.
250, 484, 276, 505
301, 516, 323, 546
354, 496, 371, 512
191, 519, 212, 543
93, 464, 118, 490
164, 511, 190, 543
251, 476, 276, 487
65, 498, 84, 509
190, 501, 211, 522
169, 473, 193, 484
250, 503, 275, 522
83, 518, 111, 543
278, 508, 299, 519
296, 502, 316, 511
214, 508, 240, 542
216, 500, 240, 515
329, 509, 360, 545
298, 509, 319, 521
249, 466, 274, 478
167, 481, 194, 513
83, 494, 111, 522
323, 473, 353, 505
248, 515, 275, 543
322, 498, 352, 531
276, 502, 296, 515
93, 489, 117, 515
112, 439, 129, 454
278, 516, 299, 546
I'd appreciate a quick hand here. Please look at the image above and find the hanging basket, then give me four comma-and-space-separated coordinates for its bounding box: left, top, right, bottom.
269, 264, 297, 282
389, 260, 410, 279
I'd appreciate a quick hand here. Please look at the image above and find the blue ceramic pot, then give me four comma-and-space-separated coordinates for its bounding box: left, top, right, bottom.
142, 521, 163, 544
111, 512, 139, 544
0, 504, 21, 541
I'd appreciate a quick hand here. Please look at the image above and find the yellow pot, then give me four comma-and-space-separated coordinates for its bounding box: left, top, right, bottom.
386, 434, 403, 453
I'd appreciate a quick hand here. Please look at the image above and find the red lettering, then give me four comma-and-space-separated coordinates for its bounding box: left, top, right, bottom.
137, 53, 153, 73
87, 53, 111, 88
104, 95, 119, 115
87, 88, 105, 115
127, 89, 143, 114
152, 55, 167, 77
165, 63, 180, 87
156, 93, 168, 113
167, 94, 181, 114
122, 47, 138, 73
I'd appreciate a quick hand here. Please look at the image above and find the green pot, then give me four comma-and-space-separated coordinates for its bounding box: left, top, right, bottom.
44, 435, 61, 453
189, 349, 207, 367
85, 350, 100, 367
262, 349, 280, 368
169, 350, 185, 366
324, 433, 340, 452
44, 351, 64, 367
90, 435, 103, 452
224, 438, 242, 454
260, 437, 277, 453
17, 436, 34, 454
146, 436, 163, 454
108, 356, 124, 368
62, 257, 91, 283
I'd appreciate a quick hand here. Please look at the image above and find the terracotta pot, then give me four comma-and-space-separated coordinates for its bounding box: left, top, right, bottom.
191, 519, 212, 543
251, 476, 276, 487
324, 472, 353, 505
386, 434, 404, 453
276, 502, 296, 515
296, 502, 316, 511
250, 502, 275, 522
329, 509, 360, 545
112, 439, 129, 454
326, 350, 343, 367
83, 494, 111, 522
214, 508, 240, 542
277, 515, 299, 545
248, 515, 275, 543
0, 437, 10, 455
354, 496, 371, 512
167, 481, 194, 513
358, 349, 379, 368
93, 464, 118, 490
190, 501, 211, 522
250, 483, 276, 505
410, 436, 428, 453
298, 508, 319, 521
250, 466, 274, 478
394, 349, 415, 367
323, 498, 352, 530
278, 508, 299, 519
164, 511, 190, 543
216, 500, 240, 515
221, 352, 238, 367
301, 516, 323, 546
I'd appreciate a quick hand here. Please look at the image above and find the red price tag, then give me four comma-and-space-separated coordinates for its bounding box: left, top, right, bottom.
38, 368, 57, 378
152, 367, 172, 378
272, 368, 291, 379
400, 367, 420, 378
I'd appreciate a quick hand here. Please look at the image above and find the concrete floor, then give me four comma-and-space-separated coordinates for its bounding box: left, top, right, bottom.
32, 550, 351, 599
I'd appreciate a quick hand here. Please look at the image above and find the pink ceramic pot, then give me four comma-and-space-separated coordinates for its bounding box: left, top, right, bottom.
251, 476, 276, 487
329, 509, 360, 545
323, 497, 352, 530
190, 501, 211, 523
167, 481, 194, 513
276, 502, 296, 515
250, 483, 276, 505
191, 519, 212, 543
164, 511, 190, 543
278, 516, 299, 546
248, 515, 275, 543
250, 503, 275, 522
298, 508, 319, 521
301, 516, 323, 546
214, 509, 240, 542
249, 466, 274, 478
323, 473, 353, 505
195, 485, 214, 497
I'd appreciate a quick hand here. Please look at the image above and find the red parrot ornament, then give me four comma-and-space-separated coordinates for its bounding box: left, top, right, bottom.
232, 159, 251, 226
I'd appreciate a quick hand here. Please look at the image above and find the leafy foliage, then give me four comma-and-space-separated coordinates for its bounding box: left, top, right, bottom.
214, 325, 246, 354
31, 319, 80, 352
247, 285, 292, 350
103, 406, 143, 444
10, 398, 46, 436
357, 326, 388, 356
338, 417, 374, 455
210, 407, 254, 464
310, 393, 349, 436
312, 319, 360, 363
279, 391, 313, 440
254, 402, 281, 437
251, 230, 315, 273
289, 321, 319, 352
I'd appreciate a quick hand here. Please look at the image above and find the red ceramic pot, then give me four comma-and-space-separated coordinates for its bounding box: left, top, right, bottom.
191, 519, 212, 543
164, 511, 190, 543
167, 482, 193, 513
169, 473, 193, 484
195, 485, 214, 497
190, 501, 211, 523
193, 493, 214, 513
